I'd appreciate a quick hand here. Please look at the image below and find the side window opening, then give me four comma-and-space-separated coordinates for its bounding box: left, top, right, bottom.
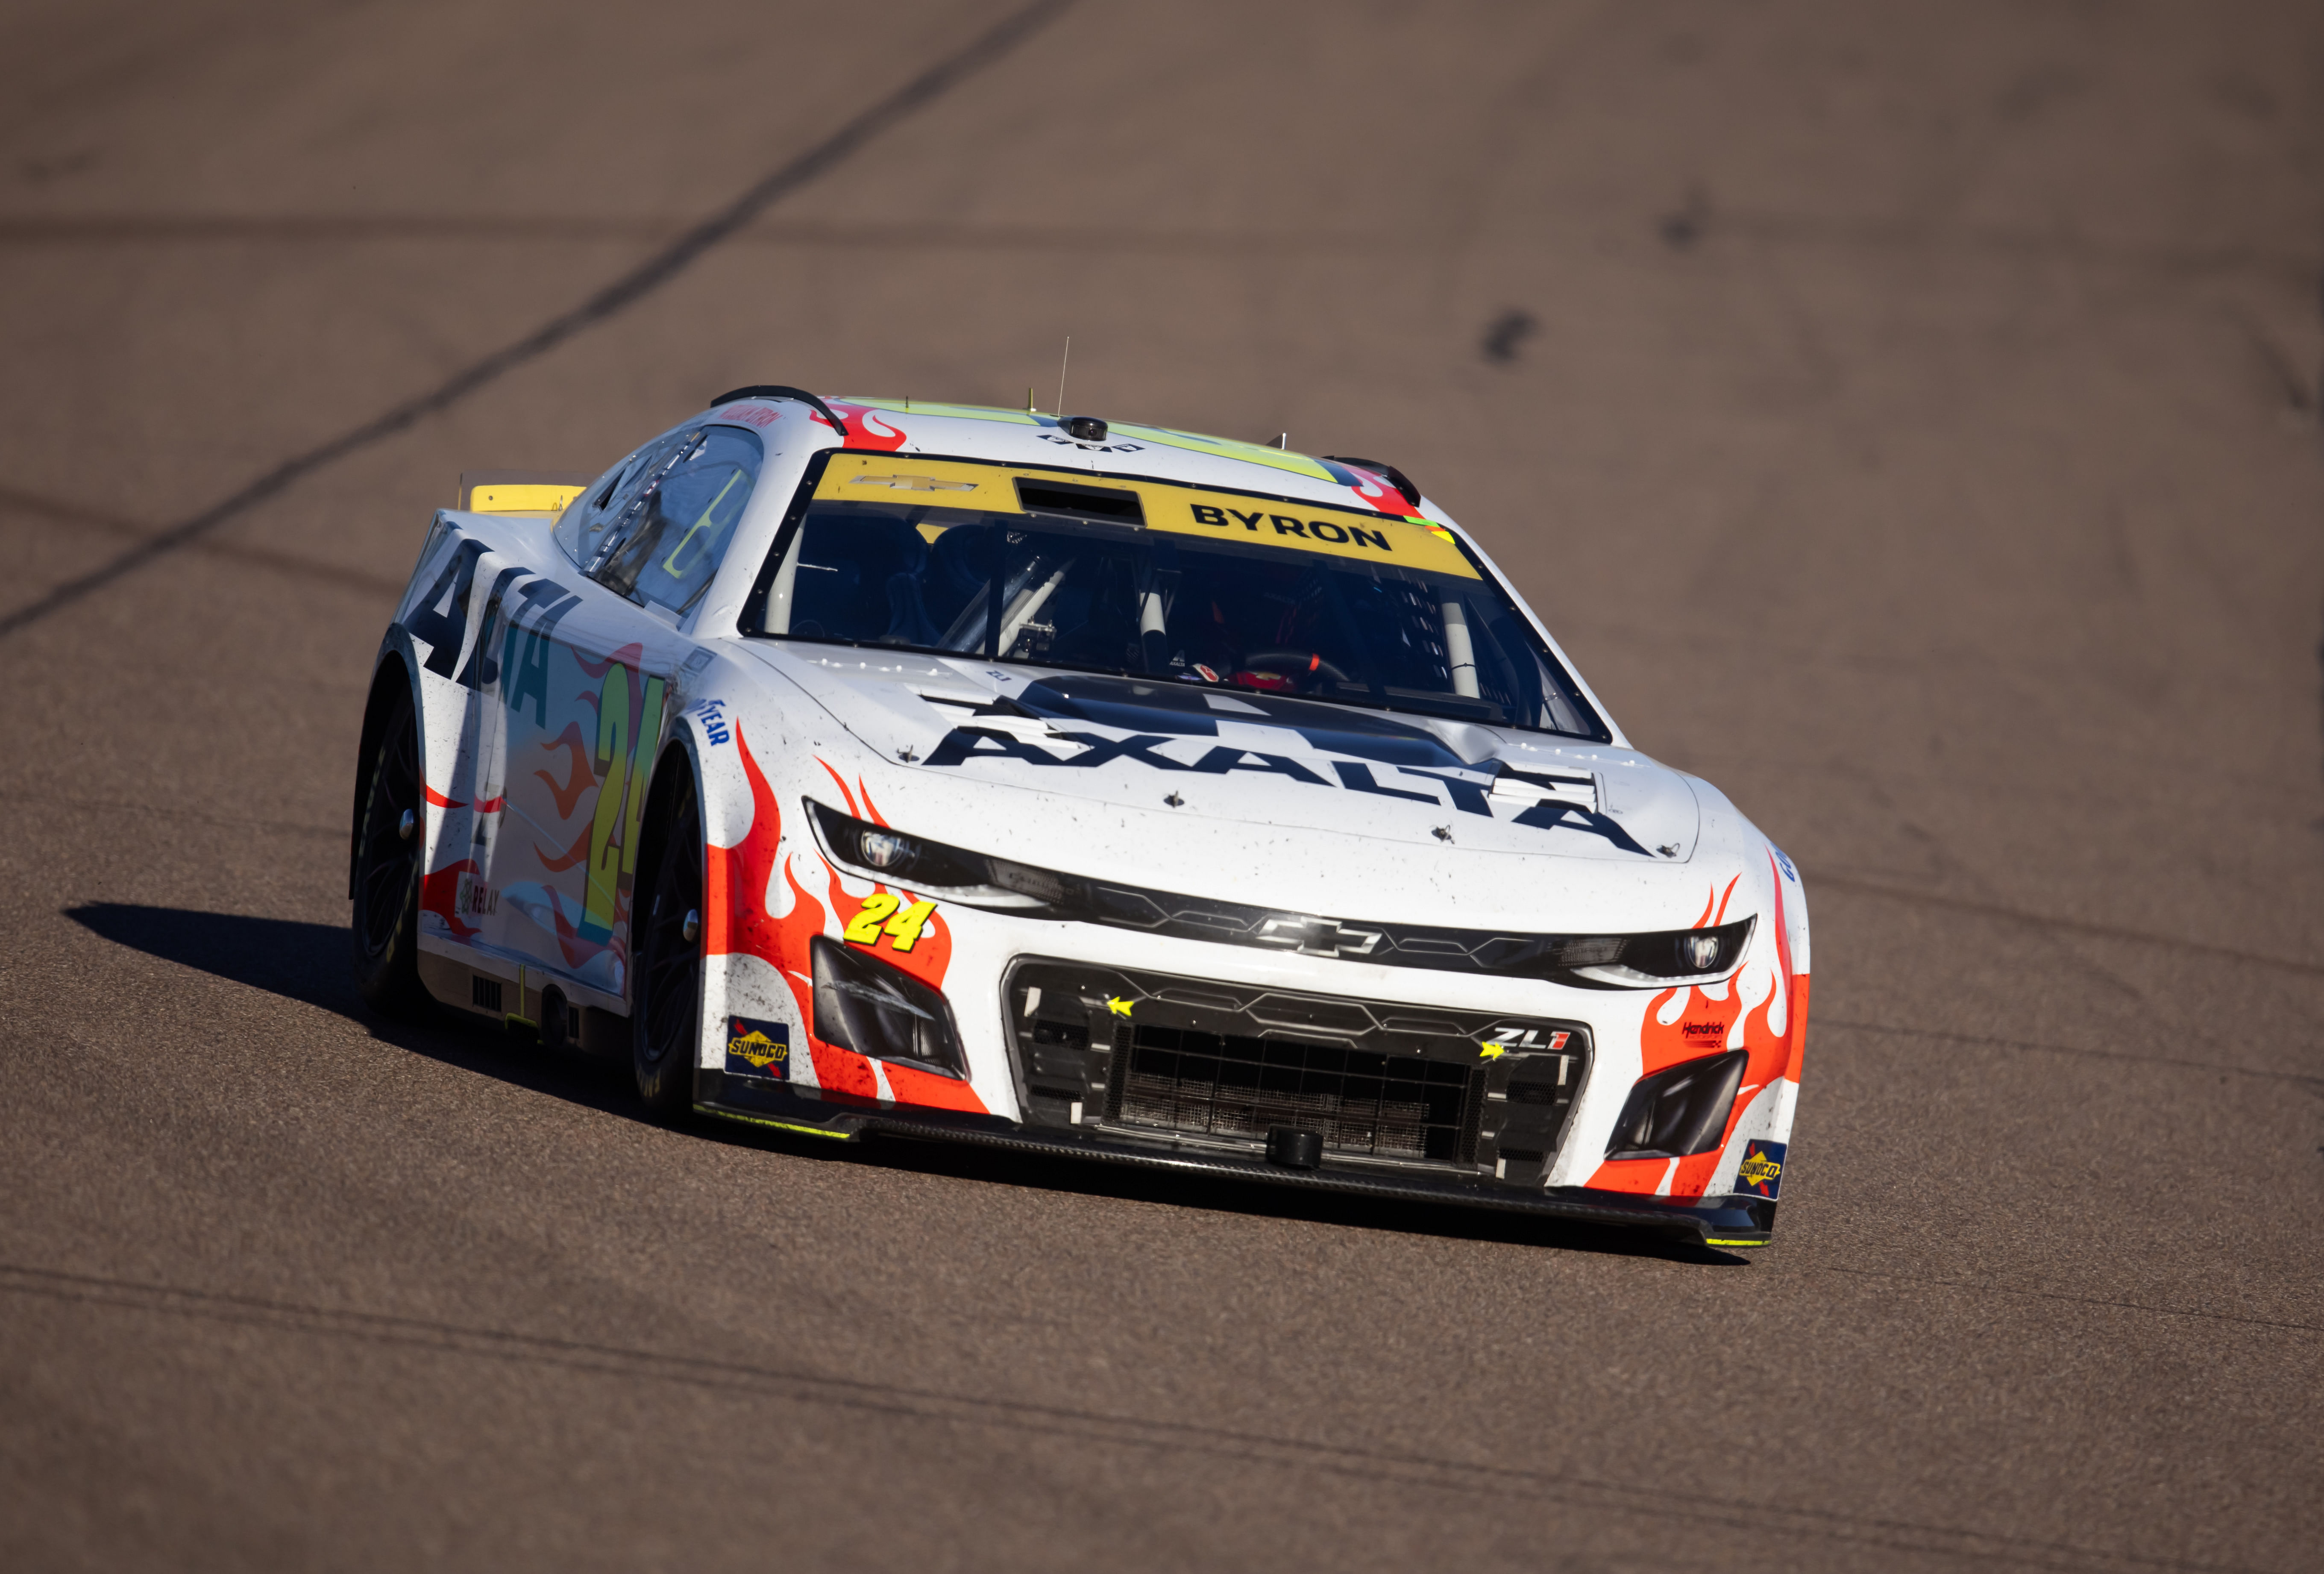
585, 426, 764, 614
554, 441, 667, 567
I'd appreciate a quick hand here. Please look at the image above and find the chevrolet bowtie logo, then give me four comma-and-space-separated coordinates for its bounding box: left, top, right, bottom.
850, 474, 977, 491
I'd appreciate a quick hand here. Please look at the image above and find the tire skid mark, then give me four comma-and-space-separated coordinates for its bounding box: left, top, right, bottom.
1794, 1262, 2324, 1339
0, 1261, 2282, 1574
1821, 1018, 2324, 1087
0, 0, 1077, 641
1811, 872, 2324, 980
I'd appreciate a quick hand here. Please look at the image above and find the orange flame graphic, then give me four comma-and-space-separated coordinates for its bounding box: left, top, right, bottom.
534, 723, 594, 818
1586, 859, 1809, 1199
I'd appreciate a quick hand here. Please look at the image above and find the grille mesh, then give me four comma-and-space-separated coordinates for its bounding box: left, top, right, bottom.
1118, 1026, 1474, 1161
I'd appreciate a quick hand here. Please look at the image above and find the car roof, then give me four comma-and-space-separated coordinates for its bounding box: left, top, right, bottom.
703, 393, 1434, 522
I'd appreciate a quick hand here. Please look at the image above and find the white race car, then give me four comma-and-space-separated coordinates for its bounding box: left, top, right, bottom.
352, 388, 1808, 1248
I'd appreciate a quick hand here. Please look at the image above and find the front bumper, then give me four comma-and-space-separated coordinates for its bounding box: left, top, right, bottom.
692, 1071, 1775, 1249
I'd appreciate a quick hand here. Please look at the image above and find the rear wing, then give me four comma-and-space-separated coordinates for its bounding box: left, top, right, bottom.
457, 469, 592, 517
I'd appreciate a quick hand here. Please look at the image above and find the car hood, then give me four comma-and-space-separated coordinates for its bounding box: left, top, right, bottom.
741, 644, 1705, 869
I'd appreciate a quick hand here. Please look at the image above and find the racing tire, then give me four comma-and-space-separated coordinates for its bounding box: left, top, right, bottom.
632, 764, 705, 1116
350, 678, 431, 1019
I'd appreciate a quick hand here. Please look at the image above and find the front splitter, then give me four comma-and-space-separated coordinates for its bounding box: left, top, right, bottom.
695, 1078, 1774, 1249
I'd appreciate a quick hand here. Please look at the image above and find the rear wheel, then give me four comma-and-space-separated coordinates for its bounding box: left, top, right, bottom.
633, 767, 704, 1115
351, 681, 430, 1018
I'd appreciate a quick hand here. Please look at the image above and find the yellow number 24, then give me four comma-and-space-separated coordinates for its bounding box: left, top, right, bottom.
842, 893, 938, 952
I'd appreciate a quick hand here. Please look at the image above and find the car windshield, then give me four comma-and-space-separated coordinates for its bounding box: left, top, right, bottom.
748, 455, 1608, 740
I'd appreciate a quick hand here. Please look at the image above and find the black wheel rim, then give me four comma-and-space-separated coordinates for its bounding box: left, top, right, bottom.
639, 781, 703, 1070
355, 708, 420, 959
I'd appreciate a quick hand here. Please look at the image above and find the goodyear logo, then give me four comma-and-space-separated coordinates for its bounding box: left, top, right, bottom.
725, 1016, 791, 1081
1106, 996, 1134, 1019
1734, 1140, 1786, 1199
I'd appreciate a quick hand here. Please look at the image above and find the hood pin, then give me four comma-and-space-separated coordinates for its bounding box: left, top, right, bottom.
1164, 792, 1185, 807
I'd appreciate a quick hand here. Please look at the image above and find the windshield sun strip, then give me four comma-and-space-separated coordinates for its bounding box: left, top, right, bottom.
739, 449, 1612, 743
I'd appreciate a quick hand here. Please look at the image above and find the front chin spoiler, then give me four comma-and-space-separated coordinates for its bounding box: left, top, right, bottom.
693, 1075, 1775, 1250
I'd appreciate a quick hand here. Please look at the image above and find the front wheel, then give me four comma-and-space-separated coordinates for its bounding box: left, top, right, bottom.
632, 766, 705, 1115
351, 679, 431, 1018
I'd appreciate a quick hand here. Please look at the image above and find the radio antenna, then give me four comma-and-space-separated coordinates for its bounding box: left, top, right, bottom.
1055, 336, 1071, 417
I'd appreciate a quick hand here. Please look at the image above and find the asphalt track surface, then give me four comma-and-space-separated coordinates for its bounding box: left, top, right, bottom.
2, 3, 2319, 1569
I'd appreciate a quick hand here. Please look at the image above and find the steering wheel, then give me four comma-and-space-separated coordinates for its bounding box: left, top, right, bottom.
1236, 649, 1351, 685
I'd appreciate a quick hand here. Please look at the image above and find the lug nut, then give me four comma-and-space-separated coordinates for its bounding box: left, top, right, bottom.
398, 809, 416, 840
681, 908, 701, 944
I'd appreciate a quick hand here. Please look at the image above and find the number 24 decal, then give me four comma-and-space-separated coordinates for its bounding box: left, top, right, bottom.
843, 894, 937, 952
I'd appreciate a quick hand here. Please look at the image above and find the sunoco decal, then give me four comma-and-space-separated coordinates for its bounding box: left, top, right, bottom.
725, 1016, 790, 1080
1734, 1140, 1785, 1199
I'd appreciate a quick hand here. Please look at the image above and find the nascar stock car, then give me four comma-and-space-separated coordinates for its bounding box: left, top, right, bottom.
350, 386, 1808, 1248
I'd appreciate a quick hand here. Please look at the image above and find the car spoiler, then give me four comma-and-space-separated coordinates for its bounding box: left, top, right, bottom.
456, 469, 593, 517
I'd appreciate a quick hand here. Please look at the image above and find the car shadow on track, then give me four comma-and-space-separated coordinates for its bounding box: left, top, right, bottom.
62, 903, 643, 1122
67, 902, 1750, 1267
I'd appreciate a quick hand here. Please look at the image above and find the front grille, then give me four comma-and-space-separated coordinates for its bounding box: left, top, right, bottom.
1003, 958, 1590, 1181
1121, 1028, 1474, 1161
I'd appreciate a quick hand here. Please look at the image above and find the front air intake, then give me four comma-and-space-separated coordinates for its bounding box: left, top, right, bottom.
1002, 959, 1590, 1183
1604, 1051, 1749, 1160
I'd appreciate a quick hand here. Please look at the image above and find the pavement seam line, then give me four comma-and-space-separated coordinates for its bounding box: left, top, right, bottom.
0, 0, 1077, 643
0, 1262, 2274, 1574
0, 482, 403, 596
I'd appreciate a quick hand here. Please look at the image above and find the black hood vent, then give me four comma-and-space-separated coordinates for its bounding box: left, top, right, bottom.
1014, 479, 1144, 523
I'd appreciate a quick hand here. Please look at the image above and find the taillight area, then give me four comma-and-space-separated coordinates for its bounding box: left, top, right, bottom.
1604, 1050, 1748, 1160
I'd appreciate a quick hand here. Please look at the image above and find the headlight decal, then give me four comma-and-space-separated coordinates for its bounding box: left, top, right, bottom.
808, 766, 957, 992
